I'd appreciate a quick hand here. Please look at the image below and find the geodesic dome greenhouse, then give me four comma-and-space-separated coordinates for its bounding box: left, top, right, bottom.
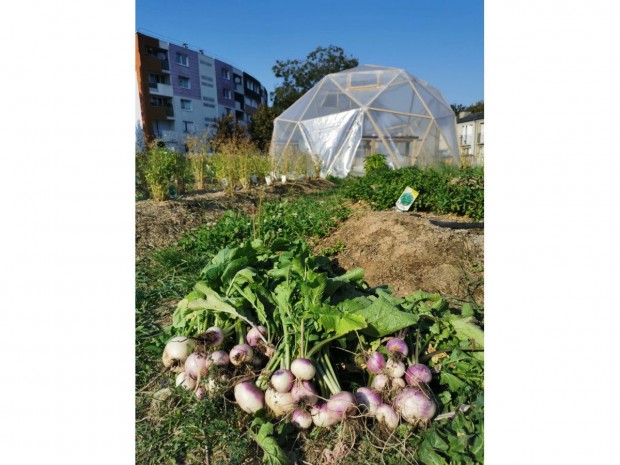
270, 65, 460, 178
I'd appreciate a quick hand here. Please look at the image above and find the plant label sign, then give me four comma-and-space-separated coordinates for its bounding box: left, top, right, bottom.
395, 186, 419, 211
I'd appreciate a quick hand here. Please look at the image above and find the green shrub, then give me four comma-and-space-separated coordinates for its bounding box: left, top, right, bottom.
144, 143, 179, 201
343, 165, 484, 220
363, 152, 390, 175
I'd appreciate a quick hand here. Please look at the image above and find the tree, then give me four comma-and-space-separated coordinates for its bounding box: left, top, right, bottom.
210, 114, 247, 152
247, 104, 277, 153
271, 45, 359, 115
466, 100, 484, 113
450, 103, 466, 115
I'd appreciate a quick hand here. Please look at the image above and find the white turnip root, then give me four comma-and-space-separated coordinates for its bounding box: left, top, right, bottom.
365, 352, 386, 374
354, 387, 382, 416
270, 369, 295, 393
246, 325, 268, 347
162, 336, 196, 369
230, 344, 254, 366
405, 364, 433, 386
311, 402, 340, 427
385, 359, 406, 379
265, 388, 296, 417
290, 380, 318, 406
234, 381, 265, 414
291, 409, 313, 429
386, 338, 408, 359
184, 352, 210, 380
175, 371, 196, 391
372, 374, 390, 391
326, 391, 356, 420
394, 387, 437, 423
376, 403, 399, 430
291, 358, 316, 380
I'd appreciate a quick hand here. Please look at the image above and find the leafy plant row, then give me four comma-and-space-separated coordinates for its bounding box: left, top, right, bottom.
342, 165, 484, 220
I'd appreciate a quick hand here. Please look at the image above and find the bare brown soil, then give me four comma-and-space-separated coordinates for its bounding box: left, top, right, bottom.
136, 180, 483, 302
315, 204, 484, 302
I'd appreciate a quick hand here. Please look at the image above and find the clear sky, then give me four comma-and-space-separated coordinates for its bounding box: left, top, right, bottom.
136, 0, 483, 106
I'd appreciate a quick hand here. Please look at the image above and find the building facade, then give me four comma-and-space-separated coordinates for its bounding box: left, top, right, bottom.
135, 32, 268, 151
456, 111, 484, 166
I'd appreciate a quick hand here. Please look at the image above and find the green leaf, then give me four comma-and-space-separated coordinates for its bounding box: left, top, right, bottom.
352, 295, 418, 337
449, 316, 484, 349
424, 430, 450, 451
439, 372, 466, 390
461, 303, 474, 317
418, 442, 449, 465
332, 267, 365, 283
250, 418, 290, 465
471, 434, 484, 459
334, 312, 367, 336
221, 257, 251, 286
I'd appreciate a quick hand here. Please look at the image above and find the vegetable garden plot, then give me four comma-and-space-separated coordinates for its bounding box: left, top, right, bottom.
140, 239, 484, 465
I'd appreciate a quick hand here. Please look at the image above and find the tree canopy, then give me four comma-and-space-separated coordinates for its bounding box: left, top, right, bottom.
271, 45, 359, 115
451, 100, 484, 116
247, 104, 277, 152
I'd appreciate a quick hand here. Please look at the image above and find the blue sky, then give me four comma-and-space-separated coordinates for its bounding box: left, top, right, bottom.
136, 0, 483, 106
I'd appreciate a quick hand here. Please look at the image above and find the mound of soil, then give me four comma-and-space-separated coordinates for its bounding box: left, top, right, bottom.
315, 205, 484, 302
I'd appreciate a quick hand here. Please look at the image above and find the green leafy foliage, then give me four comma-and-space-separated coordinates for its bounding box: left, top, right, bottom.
363, 153, 390, 175
342, 165, 484, 220
143, 143, 183, 201
179, 193, 351, 255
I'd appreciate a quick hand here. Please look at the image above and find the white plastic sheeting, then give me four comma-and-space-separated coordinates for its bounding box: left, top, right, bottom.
270, 65, 459, 178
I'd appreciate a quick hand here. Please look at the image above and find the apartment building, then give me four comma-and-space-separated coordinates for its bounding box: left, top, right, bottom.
135, 32, 268, 151
456, 111, 484, 166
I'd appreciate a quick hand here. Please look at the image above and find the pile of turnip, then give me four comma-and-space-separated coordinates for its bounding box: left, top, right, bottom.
147, 239, 483, 463
160, 325, 438, 432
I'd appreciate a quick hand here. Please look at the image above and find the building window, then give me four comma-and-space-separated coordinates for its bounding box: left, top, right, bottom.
478, 123, 484, 144
221, 69, 231, 80
176, 53, 189, 66
181, 99, 193, 111
148, 73, 169, 87
178, 76, 191, 89
183, 121, 195, 133
223, 88, 233, 99
461, 124, 474, 146
203, 103, 215, 108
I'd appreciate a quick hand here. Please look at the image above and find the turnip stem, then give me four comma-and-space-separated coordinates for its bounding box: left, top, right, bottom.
321, 351, 341, 393
316, 361, 338, 396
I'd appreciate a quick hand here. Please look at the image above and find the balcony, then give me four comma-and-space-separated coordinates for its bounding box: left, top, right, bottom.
160, 59, 170, 72
235, 101, 244, 111
165, 107, 174, 118
149, 83, 173, 97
